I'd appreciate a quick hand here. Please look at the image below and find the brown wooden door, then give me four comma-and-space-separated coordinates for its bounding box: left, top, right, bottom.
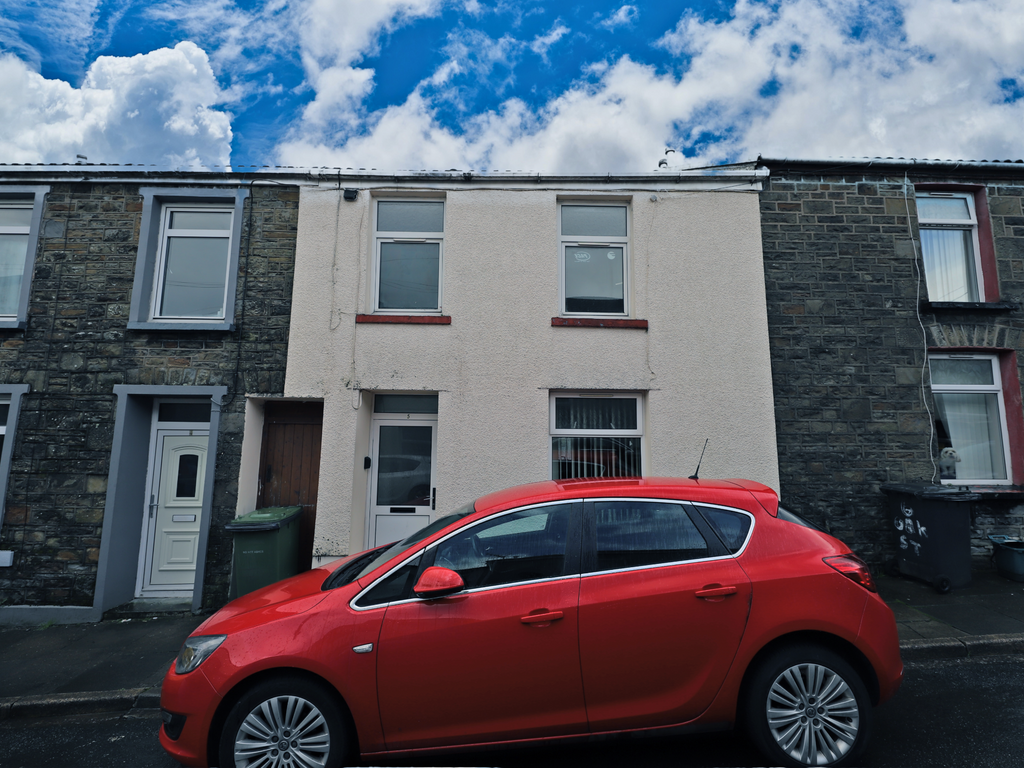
257, 401, 323, 571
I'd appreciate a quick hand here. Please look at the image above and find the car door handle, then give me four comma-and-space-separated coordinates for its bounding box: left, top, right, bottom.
520, 610, 564, 624
695, 584, 738, 599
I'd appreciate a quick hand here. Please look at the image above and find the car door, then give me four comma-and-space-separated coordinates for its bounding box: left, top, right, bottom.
577, 499, 752, 731
375, 501, 585, 750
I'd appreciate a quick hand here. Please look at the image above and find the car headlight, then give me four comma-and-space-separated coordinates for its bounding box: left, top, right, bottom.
175, 635, 226, 674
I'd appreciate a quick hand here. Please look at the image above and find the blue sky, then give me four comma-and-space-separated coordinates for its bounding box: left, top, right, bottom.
1, 1, 1022, 172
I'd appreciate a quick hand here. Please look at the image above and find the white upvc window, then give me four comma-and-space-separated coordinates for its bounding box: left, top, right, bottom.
929, 354, 1012, 484
373, 199, 444, 313
152, 206, 234, 320
549, 392, 643, 480
917, 192, 984, 303
0, 203, 32, 318
559, 203, 629, 316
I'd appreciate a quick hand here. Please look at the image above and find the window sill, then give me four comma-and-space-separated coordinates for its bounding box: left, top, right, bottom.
0, 319, 26, 330
552, 317, 648, 330
127, 320, 235, 332
356, 314, 451, 325
921, 301, 1020, 312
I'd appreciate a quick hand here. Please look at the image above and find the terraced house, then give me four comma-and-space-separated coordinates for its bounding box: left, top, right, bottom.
756, 157, 1024, 569
0, 167, 301, 623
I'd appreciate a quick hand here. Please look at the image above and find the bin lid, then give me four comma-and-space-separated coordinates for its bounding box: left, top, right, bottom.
880, 483, 981, 502
225, 505, 303, 532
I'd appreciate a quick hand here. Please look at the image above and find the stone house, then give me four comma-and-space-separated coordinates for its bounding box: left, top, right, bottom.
0, 167, 301, 623
755, 157, 1024, 566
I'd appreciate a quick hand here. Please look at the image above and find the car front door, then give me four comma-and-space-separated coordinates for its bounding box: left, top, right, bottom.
375, 502, 585, 750
577, 499, 752, 731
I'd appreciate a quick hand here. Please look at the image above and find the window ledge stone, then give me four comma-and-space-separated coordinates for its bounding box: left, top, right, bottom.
356, 314, 451, 325
921, 301, 1019, 312
552, 317, 648, 330
127, 320, 235, 332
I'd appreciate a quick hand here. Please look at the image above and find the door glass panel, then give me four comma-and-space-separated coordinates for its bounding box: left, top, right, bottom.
175, 453, 200, 498
158, 402, 212, 422
374, 394, 438, 414
376, 425, 432, 505
591, 501, 708, 572
433, 504, 572, 588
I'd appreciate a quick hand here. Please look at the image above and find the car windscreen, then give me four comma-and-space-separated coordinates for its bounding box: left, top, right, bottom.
353, 501, 477, 581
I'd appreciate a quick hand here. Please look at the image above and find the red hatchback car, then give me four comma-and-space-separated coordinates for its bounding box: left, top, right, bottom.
159, 478, 902, 768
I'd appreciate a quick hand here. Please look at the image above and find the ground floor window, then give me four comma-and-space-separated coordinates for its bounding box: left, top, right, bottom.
929, 354, 1012, 483
550, 392, 642, 480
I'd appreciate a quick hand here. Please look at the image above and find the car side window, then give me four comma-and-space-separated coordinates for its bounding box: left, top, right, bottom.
433, 503, 573, 589
354, 555, 422, 608
696, 506, 752, 554
590, 501, 709, 572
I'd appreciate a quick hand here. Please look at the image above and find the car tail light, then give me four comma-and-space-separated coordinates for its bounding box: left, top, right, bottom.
823, 554, 877, 593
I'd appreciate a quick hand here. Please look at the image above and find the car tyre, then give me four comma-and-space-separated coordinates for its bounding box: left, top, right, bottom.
218, 675, 348, 768
744, 644, 871, 767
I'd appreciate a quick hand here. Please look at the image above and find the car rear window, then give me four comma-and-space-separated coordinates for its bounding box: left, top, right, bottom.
777, 505, 825, 532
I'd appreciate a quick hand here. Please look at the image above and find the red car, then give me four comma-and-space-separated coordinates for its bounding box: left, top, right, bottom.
159, 478, 902, 768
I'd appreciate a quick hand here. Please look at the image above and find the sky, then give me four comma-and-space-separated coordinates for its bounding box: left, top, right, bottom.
0, 0, 1022, 173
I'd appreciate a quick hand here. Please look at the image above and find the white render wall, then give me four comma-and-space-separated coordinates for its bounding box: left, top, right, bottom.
286, 178, 779, 557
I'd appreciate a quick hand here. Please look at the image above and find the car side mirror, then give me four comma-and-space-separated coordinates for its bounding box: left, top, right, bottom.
413, 566, 465, 599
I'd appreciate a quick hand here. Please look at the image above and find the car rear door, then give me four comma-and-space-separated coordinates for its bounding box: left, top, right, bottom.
577, 499, 752, 731
374, 501, 586, 750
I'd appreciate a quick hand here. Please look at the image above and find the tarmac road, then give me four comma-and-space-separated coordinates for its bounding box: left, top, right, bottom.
1, 655, 1022, 768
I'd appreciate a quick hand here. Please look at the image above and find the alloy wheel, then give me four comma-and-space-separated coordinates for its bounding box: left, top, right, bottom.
765, 662, 860, 766
234, 694, 331, 768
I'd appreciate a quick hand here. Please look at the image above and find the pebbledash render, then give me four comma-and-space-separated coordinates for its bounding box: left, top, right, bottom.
284, 170, 779, 566
0, 167, 300, 624
756, 157, 1024, 565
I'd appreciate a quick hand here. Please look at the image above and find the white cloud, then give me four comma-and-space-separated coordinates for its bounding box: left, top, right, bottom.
0, 42, 231, 167
278, 0, 1024, 173
599, 5, 639, 31
0, 0, 102, 75
530, 22, 570, 60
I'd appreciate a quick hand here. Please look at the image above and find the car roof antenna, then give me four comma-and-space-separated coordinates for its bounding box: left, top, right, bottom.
688, 439, 709, 480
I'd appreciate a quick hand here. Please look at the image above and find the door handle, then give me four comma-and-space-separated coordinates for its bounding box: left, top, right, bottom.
695, 584, 738, 599
520, 610, 564, 625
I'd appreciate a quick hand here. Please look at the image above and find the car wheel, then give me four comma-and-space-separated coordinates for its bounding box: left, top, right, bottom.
218, 676, 347, 768
744, 644, 871, 767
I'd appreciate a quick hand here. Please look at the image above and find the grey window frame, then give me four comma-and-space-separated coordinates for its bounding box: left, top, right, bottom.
372, 198, 445, 314
0, 384, 30, 530
128, 187, 249, 331
0, 186, 48, 330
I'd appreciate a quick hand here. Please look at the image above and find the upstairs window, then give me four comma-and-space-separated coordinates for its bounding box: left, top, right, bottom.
560, 203, 628, 315
917, 192, 983, 303
0, 203, 32, 316
129, 187, 248, 331
0, 187, 48, 329
374, 200, 444, 313
929, 354, 1011, 483
550, 393, 642, 480
153, 207, 234, 320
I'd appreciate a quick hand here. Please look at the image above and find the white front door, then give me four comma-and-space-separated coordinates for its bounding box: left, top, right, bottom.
368, 418, 436, 548
137, 430, 209, 597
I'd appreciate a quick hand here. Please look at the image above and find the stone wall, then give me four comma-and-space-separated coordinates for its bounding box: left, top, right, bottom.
0, 181, 298, 610
759, 163, 1024, 566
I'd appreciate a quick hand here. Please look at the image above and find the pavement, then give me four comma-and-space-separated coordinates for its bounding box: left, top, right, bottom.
1, 561, 1022, 724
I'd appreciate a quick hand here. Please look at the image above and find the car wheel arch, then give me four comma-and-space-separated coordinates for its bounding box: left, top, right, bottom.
737, 630, 881, 718
206, 667, 358, 767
